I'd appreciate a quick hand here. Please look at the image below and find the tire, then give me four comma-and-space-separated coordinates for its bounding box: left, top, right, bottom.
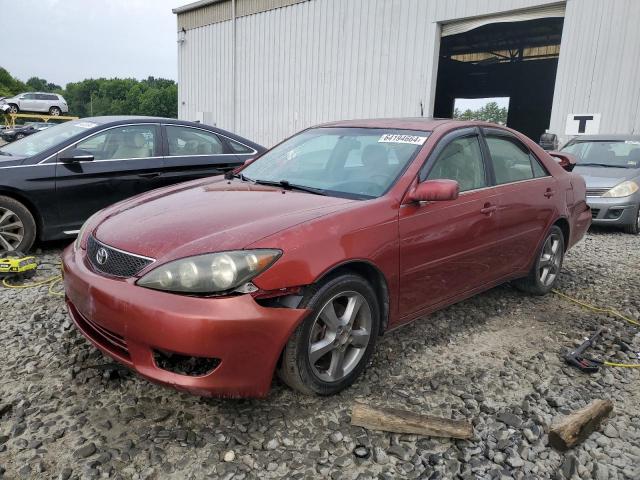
514, 225, 565, 296
623, 205, 640, 235
279, 273, 380, 395
0, 196, 37, 254
8, 104, 18, 114
49, 106, 61, 116
15, 133, 25, 140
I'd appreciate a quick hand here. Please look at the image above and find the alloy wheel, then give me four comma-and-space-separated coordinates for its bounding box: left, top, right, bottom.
0, 207, 25, 252
308, 291, 372, 382
9, 105, 18, 114
50, 108, 60, 116
538, 232, 562, 287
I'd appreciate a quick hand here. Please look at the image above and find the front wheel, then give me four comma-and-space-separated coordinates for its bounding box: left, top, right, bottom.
0, 196, 37, 254
514, 225, 565, 295
623, 205, 640, 234
15, 133, 25, 140
8, 104, 18, 114
279, 274, 380, 395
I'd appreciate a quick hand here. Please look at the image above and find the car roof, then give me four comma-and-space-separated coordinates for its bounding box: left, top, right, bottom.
316, 117, 489, 132
569, 134, 640, 142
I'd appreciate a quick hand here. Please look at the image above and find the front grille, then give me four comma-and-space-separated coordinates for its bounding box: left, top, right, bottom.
586, 188, 609, 197
591, 208, 600, 219
87, 235, 154, 278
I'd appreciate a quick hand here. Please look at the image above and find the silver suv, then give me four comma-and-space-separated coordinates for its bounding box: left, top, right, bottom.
1, 92, 69, 116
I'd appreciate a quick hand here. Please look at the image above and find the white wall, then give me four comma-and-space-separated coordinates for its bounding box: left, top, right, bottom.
549, 0, 640, 143
179, 0, 612, 146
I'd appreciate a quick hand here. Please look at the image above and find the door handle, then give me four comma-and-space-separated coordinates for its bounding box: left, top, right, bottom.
138, 172, 161, 179
480, 204, 497, 215
544, 188, 555, 198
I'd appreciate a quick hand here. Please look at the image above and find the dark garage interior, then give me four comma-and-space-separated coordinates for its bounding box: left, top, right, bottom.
434, 17, 564, 142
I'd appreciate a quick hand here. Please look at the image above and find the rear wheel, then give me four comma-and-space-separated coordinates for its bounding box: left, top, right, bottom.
514, 225, 564, 295
623, 205, 640, 234
0, 196, 36, 254
279, 274, 380, 395
49, 106, 61, 116
8, 104, 18, 114
15, 133, 25, 140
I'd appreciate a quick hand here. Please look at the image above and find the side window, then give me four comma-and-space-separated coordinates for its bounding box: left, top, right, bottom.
46, 94, 59, 101
426, 136, 487, 192
75, 125, 156, 160
530, 153, 549, 178
166, 125, 225, 156
486, 136, 536, 184
23, 93, 36, 100
227, 138, 254, 154
36, 94, 48, 100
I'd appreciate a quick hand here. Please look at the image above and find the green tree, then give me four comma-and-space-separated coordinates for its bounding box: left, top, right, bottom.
0, 67, 26, 97
25, 77, 61, 92
453, 101, 508, 124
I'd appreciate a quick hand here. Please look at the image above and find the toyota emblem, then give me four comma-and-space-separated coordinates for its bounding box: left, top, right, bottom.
96, 247, 109, 265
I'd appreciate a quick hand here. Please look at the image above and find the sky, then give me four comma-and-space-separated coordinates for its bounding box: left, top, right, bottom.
3, 0, 187, 87
455, 97, 510, 112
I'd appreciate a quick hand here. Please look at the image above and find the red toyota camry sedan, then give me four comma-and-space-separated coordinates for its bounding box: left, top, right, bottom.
62, 119, 591, 398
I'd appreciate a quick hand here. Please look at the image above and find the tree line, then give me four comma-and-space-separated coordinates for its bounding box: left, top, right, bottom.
453, 101, 508, 125
0, 67, 177, 118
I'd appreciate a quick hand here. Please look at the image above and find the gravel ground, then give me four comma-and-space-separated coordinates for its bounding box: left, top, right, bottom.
1, 229, 639, 480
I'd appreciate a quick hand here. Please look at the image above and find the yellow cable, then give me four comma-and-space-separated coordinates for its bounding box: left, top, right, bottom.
2, 274, 63, 297
603, 361, 640, 368
552, 289, 640, 327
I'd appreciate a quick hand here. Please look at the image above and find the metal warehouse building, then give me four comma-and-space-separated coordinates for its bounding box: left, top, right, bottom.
173, 0, 640, 147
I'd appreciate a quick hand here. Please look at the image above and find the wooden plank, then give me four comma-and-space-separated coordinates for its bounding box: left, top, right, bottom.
549, 399, 613, 451
351, 403, 473, 439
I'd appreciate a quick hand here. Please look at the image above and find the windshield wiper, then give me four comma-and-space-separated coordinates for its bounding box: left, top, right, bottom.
225, 171, 252, 181
579, 162, 627, 168
253, 179, 327, 196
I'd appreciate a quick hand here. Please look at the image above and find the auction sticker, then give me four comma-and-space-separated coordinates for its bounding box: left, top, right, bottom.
378, 134, 427, 145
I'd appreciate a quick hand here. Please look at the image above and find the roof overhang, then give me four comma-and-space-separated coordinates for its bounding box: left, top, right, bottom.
172, 0, 223, 15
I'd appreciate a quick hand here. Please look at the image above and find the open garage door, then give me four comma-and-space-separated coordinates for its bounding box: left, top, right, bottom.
433, 5, 565, 143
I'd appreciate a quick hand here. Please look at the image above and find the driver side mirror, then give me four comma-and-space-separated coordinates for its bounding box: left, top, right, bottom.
409, 179, 459, 202
59, 148, 94, 163
548, 151, 576, 172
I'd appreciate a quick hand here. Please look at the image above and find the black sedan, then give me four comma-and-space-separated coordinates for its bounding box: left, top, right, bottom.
0, 116, 265, 253
1, 122, 54, 143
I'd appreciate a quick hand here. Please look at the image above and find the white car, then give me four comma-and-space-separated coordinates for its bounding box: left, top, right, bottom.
0, 92, 69, 116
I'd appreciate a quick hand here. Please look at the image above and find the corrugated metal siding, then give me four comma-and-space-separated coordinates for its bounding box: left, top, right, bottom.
178, 0, 573, 146
177, 0, 308, 30
549, 0, 640, 140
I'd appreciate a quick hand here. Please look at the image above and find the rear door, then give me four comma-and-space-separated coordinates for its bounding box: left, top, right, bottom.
481, 128, 558, 276
159, 124, 253, 185
54, 123, 164, 232
35, 94, 51, 112
398, 128, 502, 318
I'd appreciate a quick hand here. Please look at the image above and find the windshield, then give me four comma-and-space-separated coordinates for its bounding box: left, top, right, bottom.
562, 140, 640, 168
241, 127, 429, 199
0, 120, 99, 157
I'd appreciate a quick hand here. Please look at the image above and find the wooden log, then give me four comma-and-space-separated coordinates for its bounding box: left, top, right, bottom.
350, 402, 473, 439
549, 399, 613, 451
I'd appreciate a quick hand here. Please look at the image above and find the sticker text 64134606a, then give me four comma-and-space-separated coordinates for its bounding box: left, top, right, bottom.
378, 134, 428, 145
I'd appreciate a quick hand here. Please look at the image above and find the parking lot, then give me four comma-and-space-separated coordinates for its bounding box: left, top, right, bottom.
1, 229, 638, 480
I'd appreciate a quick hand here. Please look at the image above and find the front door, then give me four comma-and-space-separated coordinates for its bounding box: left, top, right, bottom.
54, 123, 164, 232
398, 129, 501, 319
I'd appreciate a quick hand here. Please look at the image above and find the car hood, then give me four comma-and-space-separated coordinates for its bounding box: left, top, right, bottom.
573, 165, 639, 189
94, 178, 357, 263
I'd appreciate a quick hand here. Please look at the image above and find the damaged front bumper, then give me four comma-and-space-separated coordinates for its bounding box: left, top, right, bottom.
62, 245, 308, 398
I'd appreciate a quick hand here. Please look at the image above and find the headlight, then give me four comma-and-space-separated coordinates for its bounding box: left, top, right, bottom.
74, 211, 102, 250
136, 249, 281, 294
602, 180, 639, 198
